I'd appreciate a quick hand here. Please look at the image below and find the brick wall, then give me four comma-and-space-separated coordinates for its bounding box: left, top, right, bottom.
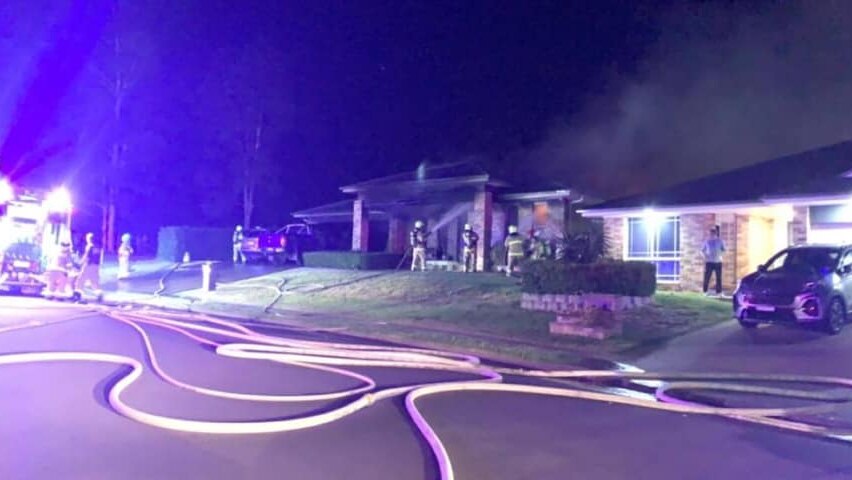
680, 213, 716, 291
602, 217, 624, 260
352, 199, 369, 251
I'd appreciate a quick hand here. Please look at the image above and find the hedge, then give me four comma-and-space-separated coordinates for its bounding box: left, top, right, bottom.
157, 226, 232, 262
521, 260, 656, 297
303, 251, 404, 270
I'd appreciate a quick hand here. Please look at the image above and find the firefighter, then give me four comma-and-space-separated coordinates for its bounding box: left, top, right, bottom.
504, 225, 525, 277
75, 232, 103, 301
117, 233, 133, 279
410, 220, 428, 272
43, 241, 73, 300
233, 225, 246, 264
462, 223, 479, 273
531, 230, 551, 260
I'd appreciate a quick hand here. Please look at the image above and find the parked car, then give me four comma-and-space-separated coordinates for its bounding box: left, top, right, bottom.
733, 245, 852, 334
240, 224, 314, 265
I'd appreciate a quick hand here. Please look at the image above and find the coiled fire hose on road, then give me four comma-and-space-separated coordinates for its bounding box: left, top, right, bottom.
3, 307, 852, 480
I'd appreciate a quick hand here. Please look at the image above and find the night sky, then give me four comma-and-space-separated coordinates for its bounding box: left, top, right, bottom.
0, 0, 849, 234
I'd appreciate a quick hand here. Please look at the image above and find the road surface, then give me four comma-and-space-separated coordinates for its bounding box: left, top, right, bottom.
1, 297, 852, 479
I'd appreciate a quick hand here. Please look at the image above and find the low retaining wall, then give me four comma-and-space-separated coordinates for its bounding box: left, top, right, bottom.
521, 293, 652, 340
521, 293, 652, 313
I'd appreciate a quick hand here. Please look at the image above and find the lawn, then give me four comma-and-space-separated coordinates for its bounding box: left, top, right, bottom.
192, 268, 732, 364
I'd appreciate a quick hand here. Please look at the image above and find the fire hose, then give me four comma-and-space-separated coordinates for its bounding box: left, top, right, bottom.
3, 308, 852, 480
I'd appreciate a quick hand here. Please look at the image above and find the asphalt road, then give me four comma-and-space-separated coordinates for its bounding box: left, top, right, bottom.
2, 297, 852, 479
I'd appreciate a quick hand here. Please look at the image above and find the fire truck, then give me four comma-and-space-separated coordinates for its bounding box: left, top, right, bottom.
0, 178, 73, 294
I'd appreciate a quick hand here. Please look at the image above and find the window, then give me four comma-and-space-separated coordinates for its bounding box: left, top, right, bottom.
533, 202, 549, 225
626, 216, 681, 282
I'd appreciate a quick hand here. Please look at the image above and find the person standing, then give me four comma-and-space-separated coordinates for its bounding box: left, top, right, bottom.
702, 226, 726, 296
461, 223, 479, 273
75, 233, 103, 302
117, 233, 133, 279
233, 225, 246, 264
504, 225, 525, 277
410, 220, 428, 272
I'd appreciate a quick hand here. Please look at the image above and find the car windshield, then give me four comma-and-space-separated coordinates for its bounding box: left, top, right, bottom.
765, 248, 840, 274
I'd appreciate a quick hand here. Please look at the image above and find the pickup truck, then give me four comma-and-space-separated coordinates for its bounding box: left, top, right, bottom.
240, 224, 313, 265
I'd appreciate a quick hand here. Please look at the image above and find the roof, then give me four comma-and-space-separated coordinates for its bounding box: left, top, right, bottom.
340, 162, 506, 193
583, 140, 852, 215
292, 200, 388, 224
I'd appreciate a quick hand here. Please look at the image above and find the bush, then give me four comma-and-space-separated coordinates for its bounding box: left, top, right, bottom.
521, 260, 656, 297
158, 226, 232, 262
303, 251, 404, 270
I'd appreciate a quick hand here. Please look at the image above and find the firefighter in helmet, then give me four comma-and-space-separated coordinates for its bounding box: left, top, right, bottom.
462, 223, 479, 273
117, 233, 133, 279
233, 225, 246, 264
504, 225, 525, 277
410, 220, 428, 271
75, 232, 103, 301
44, 241, 73, 300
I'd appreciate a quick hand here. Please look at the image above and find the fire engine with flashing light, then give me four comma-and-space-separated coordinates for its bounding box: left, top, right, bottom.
0, 178, 73, 294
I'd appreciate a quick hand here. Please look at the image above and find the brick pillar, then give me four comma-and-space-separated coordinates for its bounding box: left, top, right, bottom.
473, 189, 493, 271
446, 219, 460, 261
427, 217, 439, 252
352, 198, 369, 252
387, 217, 405, 254
602, 217, 624, 260
717, 213, 743, 293
680, 213, 716, 291
790, 206, 809, 245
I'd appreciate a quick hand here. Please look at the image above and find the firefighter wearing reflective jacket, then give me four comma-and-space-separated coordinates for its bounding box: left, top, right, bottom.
75, 233, 103, 301
233, 225, 246, 264
462, 223, 479, 273
504, 225, 525, 277
410, 220, 428, 272
117, 233, 133, 279
531, 230, 551, 260
44, 241, 73, 299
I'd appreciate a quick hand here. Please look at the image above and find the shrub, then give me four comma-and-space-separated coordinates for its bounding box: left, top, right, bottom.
521, 260, 656, 297
303, 251, 404, 270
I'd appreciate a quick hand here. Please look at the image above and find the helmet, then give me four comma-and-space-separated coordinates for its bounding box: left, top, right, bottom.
85, 232, 95, 243
236, 225, 243, 231
121, 233, 131, 243
508, 225, 518, 234
414, 220, 424, 229
464, 223, 472, 231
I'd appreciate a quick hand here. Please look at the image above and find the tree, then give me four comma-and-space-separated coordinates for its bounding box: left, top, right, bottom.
199, 36, 292, 230
88, 0, 157, 251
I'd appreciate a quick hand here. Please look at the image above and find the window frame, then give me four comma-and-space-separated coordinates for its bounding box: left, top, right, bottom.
625, 215, 682, 283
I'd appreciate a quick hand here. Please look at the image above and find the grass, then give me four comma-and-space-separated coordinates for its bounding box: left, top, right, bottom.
192, 268, 732, 364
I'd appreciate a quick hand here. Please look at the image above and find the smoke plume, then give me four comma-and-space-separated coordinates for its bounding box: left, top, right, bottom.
528, 1, 852, 198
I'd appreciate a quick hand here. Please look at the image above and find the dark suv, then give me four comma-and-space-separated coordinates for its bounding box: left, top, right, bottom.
733, 245, 852, 334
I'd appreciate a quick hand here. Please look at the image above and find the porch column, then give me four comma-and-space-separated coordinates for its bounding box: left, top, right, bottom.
790, 206, 809, 245
386, 217, 406, 254
446, 219, 459, 261
352, 198, 369, 252
473, 189, 493, 271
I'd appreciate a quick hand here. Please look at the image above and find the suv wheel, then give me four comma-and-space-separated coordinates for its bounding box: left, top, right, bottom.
738, 318, 758, 329
824, 297, 846, 335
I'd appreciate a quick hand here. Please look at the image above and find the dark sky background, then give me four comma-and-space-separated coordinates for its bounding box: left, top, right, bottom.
0, 0, 850, 234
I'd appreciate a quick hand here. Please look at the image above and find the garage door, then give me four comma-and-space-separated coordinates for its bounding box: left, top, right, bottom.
809, 226, 852, 245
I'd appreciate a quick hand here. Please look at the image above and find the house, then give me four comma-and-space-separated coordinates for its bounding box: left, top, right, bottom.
580, 140, 852, 292
293, 162, 592, 270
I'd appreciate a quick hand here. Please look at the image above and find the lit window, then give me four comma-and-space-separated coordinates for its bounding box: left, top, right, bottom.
626, 216, 681, 282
